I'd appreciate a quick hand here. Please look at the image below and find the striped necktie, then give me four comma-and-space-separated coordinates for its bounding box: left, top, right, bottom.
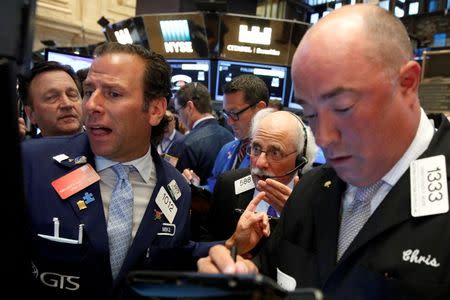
107, 164, 134, 279
337, 180, 384, 261
235, 139, 249, 168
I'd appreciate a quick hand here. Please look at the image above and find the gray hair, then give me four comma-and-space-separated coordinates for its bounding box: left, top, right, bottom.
250, 108, 318, 174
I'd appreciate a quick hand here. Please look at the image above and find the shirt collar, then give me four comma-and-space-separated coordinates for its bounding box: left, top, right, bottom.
95, 146, 154, 184
166, 129, 176, 141
375, 108, 434, 188
192, 115, 215, 129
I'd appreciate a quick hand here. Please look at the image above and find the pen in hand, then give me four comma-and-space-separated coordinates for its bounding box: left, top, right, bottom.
230, 245, 237, 262
234, 208, 279, 220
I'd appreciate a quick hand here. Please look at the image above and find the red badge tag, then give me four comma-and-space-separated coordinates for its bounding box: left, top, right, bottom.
51, 164, 100, 199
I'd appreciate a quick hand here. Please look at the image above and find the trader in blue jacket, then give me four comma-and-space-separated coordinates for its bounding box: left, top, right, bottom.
22, 42, 210, 299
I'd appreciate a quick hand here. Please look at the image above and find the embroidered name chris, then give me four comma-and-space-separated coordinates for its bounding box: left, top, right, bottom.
402, 249, 440, 267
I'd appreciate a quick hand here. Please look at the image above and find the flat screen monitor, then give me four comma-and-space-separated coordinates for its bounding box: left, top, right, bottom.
421, 49, 450, 81
45, 49, 93, 72
167, 59, 211, 95
287, 82, 303, 110
215, 60, 287, 101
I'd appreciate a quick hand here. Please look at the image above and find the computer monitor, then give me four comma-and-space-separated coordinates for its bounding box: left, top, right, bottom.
421, 49, 450, 81
167, 59, 211, 95
45, 49, 93, 72
287, 82, 303, 110
215, 60, 288, 101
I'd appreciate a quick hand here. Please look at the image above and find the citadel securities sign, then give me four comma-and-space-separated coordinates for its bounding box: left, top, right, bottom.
238, 25, 272, 45
226, 25, 281, 57
218, 14, 301, 66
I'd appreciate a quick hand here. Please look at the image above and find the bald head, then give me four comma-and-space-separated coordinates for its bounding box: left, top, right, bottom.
289, 4, 422, 186
294, 4, 412, 82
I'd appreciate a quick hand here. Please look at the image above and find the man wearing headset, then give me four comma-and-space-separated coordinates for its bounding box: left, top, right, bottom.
201, 108, 317, 244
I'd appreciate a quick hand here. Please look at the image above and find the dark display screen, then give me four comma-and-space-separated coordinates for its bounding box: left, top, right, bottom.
167, 59, 211, 95
215, 60, 287, 101
286, 83, 301, 110
421, 49, 450, 80
218, 14, 292, 65
143, 13, 209, 59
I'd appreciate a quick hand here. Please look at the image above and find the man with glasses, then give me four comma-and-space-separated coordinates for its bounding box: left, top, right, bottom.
200, 109, 317, 242
182, 75, 269, 192
174, 82, 234, 240
174, 82, 233, 185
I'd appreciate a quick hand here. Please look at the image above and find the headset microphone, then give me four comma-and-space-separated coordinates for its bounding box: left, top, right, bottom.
261, 157, 308, 180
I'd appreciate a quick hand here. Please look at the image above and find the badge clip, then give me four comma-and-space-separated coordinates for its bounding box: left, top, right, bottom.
37, 217, 84, 244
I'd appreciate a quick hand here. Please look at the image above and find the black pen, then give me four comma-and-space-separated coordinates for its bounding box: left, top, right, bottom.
234, 208, 279, 220
230, 245, 237, 262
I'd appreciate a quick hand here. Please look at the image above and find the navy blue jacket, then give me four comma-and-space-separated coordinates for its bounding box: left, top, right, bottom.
22, 133, 211, 299
175, 118, 233, 185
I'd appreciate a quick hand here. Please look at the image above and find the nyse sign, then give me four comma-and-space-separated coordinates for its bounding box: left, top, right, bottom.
164, 41, 193, 53
160, 20, 194, 54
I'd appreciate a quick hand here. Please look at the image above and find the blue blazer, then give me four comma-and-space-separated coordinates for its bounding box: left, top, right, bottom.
22, 133, 211, 299
206, 139, 251, 192
175, 118, 233, 185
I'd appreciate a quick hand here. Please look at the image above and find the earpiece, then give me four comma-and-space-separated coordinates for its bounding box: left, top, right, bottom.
291, 112, 309, 169
262, 112, 309, 179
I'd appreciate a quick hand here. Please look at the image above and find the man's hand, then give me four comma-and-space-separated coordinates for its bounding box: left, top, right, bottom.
18, 117, 27, 140
256, 176, 298, 212
182, 169, 200, 185
226, 192, 270, 255
197, 244, 259, 274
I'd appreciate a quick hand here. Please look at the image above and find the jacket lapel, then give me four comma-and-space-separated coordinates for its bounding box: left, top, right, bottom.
116, 148, 168, 280
339, 173, 412, 262
339, 115, 450, 262
62, 148, 110, 256
314, 168, 346, 283
237, 189, 255, 209
65, 178, 109, 254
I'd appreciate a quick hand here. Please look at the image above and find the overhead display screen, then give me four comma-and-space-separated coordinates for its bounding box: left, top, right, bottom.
215, 60, 288, 101
167, 59, 211, 95
142, 12, 209, 59
287, 20, 310, 64
45, 49, 93, 72
218, 14, 293, 65
109, 16, 149, 49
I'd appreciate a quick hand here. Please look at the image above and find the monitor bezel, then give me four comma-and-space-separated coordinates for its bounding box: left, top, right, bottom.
214, 59, 288, 102
44, 48, 94, 72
